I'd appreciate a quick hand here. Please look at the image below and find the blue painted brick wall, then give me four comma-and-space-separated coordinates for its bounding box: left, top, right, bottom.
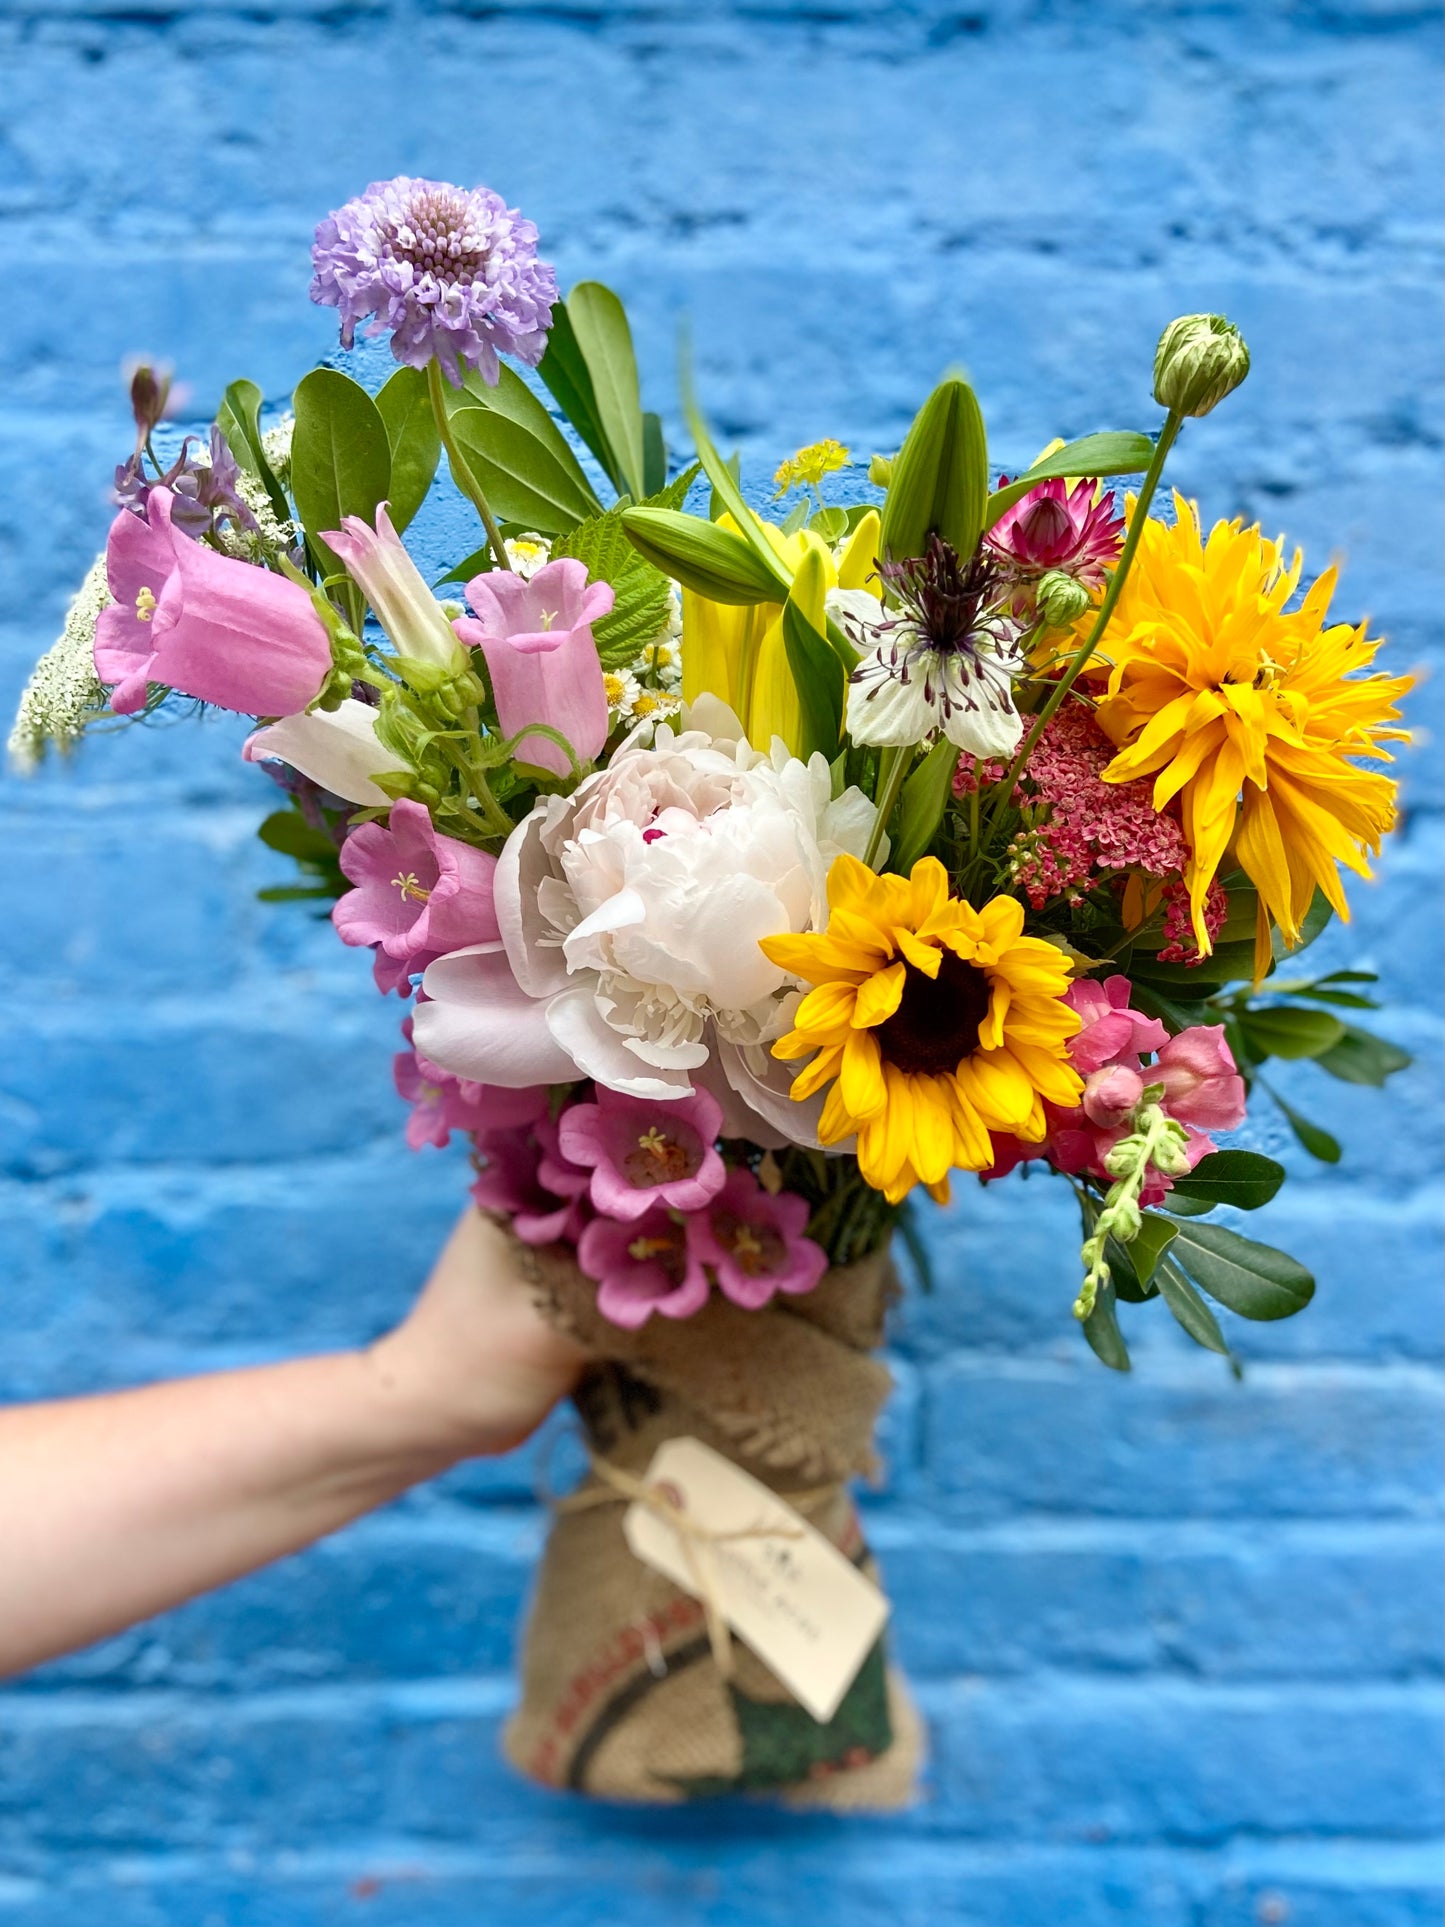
1, 2, 1441, 1922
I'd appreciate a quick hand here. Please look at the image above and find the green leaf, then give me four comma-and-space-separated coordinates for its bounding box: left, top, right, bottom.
1264, 1083, 1342, 1164
642, 411, 668, 497
1155, 1256, 1232, 1355
892, 735, 958, 874
1129, 1211, 1179, 1284
536, 299, 618, 490
1314, 1023, 1412, 1088
374, 366, 441, 534
566, 282, 646, 500
1274, 889, 1334, 961
679, 380, 794, 598
983, 431, 1157, 525
453, 364, 604, 518
1166, 1150, 1286, 1212
1239, 1005, 1346, 1061
257, 883, 338, 903
808, 505, 849, 542
781, 572, 844, 761
290, 368, 392, 603
1170, 1222, 1315, 1321
621, 506, 783, 605
217, 377, 291, 528
1132, 938, 1261, 989
881, 375, 989, 564
256, 810, 341, 864
1081, 1280, 1131, 1371
446, 406, 600, 535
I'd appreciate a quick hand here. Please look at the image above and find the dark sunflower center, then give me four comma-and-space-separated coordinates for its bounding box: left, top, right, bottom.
877, 949, 993, 1077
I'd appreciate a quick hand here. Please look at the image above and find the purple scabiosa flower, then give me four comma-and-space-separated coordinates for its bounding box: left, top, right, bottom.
984, 477, 1125, 617
310, 176, 558, 386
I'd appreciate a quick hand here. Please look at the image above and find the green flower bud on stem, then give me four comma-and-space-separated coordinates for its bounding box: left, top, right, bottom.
1152, 313, 1251, 419
1036, 569, 1093, 628
868, 454, 893, 489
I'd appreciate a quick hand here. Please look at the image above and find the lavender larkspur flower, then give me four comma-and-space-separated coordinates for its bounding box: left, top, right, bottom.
310, 176, 558, 386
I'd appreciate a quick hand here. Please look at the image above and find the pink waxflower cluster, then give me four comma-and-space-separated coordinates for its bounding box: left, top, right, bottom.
391, 1052, 828, 1328
989, 974, 1247, 1201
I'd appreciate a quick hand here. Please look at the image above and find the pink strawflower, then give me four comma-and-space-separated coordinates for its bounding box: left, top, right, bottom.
1066, 974, 1169, 1072
454, 558, 612, 778
93, 488, 332, 717
333, 799, 499, 987
985, 476, 1124, 613
1007, 703, 1191, 908
578, 1205, 710, 1329
1154, 1025, 1247, 1132
394, 1017, 548, 1151
690, 1168, 828, 1310
558, 1086, 726, 1223
471, 1115, 590, 1248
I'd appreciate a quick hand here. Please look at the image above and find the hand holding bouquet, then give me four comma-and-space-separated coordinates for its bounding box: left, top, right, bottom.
17, 174, 1411, 1803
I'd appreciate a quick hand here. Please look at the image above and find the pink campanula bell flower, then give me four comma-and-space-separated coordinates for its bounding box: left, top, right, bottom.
394, 1017, 550, 1152
577, 1205, 710, 1329
324, 504, 459, 667
453, 557, 612, 778
691, 1167, 828, 1311
557, 1086, 726, 1222
332, 798, 500, 985
471, 1117, 591, 1248
93, 488, 333, 717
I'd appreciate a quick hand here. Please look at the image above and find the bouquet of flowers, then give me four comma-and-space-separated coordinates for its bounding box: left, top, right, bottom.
16, 174, 1412, 1806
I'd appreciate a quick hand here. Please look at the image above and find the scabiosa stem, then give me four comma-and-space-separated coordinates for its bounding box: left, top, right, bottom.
426, 360, 512, 573
987, 410, 1183, 826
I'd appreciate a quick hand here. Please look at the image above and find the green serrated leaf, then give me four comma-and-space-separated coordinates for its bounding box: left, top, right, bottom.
567, 282, 646, 500
1239, 1005, 1347, 1062
374, 366, 441, 533
1263, 1082, 1342, 1164
983, 432, 1156, 526
1170, 1221, 1315, 1321
1155, 1256, 1232, 1354
1314, 1023, 1412, 1088
1166, 1150, 1286, 1212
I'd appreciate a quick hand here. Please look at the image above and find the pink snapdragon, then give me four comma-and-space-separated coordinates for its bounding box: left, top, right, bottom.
333, 799, 499, 988
691, 1168, 827, 1310
577, 1206, 710, 1328
93, 488, 333, 717
454, 558, 612, 778
987, 975, 1247, 1199
558, 1086, 726, 1222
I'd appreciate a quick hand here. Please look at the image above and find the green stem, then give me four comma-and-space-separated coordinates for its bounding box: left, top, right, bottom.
427, 360, 512, 572
988, 410, 1183, 825
437, 740, 513, 840
864, 743, 911, 869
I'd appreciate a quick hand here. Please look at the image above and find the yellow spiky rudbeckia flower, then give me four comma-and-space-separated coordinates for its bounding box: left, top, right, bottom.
760, 854, 1083, 1204
1086, 496, 1410, 972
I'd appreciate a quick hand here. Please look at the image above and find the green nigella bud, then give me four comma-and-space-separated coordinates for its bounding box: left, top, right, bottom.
1152, 313, 1251, 419
1036, 569, 1093, 627
868, 454, 893, 488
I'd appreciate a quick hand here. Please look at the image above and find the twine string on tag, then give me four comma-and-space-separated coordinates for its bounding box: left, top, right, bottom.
556, 1453, 834, 1681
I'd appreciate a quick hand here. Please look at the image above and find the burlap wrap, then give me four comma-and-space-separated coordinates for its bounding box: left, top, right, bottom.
504, 1236, 923, 1807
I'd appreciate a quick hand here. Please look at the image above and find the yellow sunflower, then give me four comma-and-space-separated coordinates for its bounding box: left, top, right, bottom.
1084, 496, 1409, 970
760, 854, 1083, 1204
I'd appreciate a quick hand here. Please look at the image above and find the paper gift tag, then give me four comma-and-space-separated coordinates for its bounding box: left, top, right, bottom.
621, 1435, 888, 1723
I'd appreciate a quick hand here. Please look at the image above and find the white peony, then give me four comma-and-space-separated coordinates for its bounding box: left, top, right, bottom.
413, 718, 880, 1141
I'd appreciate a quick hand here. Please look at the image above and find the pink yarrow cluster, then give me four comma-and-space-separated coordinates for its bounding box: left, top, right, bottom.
392, 1052, 829, 1327
989, 974, 1247, 1202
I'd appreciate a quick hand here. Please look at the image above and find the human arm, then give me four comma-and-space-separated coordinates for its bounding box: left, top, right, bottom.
0, 1207, 584, 1677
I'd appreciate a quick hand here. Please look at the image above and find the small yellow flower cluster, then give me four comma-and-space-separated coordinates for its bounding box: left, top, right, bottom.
773, 439, 850, 497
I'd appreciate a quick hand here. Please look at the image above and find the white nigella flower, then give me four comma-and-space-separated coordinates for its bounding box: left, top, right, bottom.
841, 536, 1027, 759
8, 555, 111, 771
504, 533, 552, 579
